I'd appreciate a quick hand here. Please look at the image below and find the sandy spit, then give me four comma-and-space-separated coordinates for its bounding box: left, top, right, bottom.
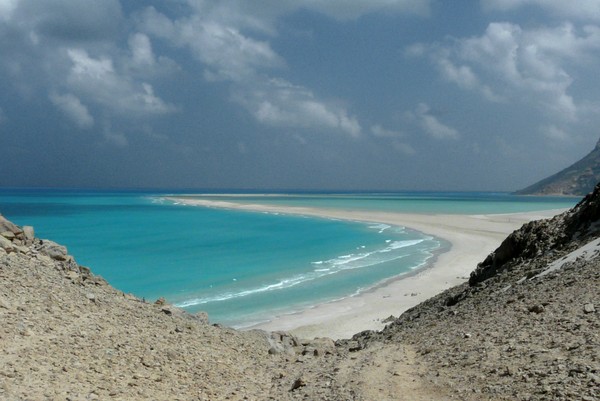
168, 197, 564, 339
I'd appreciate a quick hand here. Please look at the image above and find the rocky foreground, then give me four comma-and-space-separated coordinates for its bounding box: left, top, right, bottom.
1, 188, 599, 400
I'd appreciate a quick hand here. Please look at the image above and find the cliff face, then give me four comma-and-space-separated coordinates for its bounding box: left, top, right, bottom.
470, 182, 600, 286
516, 138, 600, 196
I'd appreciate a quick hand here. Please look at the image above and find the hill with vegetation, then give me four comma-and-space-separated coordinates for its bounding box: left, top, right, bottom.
517, 139, 600, 196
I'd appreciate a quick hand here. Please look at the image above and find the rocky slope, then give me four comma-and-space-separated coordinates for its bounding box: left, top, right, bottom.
0, 212, 443, 400
516, 138, 600, 196
1, 185, 599, 400
349, 184, 600, 400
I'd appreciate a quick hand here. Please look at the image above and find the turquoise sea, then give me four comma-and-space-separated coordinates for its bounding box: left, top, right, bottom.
0, 189, 578, 327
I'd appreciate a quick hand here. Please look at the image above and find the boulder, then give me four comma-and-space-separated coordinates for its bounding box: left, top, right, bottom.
191, 311, 209, 324
304, 337, 336, 356
583, 303, 595, 314
0, 235, 14, 252
1, 231, 15, 240
39, 240, 68, 261
15, 245, 30, 254
23, 226, 35, 241
0, 215, 22, 235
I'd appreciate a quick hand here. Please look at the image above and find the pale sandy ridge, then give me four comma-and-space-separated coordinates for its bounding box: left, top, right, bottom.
168, 197, 565, 340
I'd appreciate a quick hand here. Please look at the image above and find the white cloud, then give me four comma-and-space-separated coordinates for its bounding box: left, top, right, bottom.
542, 125, 570, 141
0, 0, 19, 22
195, 0, 431, 31
139, 7, 283, 83
139, 5, 362, 136
4, 0, 123, 42
416, 22, 600, 122
434, 55, 502, 102
66, 49, 176, 116
371, 126, 417, 156
268, 0, 431, 20
371, 124, 404, 138
370, 125, 414, 153
235, 78, 361, 137
482, 0, 600, 21
125, 32, 179, 78
129, 33, 155, 67
49, 92, 94, 129
104, 132, 128, 148
103, 127, 128, 148
410, 103, 460, 140
392, 141, 416, 155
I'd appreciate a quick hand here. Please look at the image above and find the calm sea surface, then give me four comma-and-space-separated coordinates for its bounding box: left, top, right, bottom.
0, 189, 578, 327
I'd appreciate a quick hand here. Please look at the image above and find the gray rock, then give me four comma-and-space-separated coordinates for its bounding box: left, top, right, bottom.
528, 304, 545, 314
268, 346, 282, 355
382, 315, 396, 323
1, 231, 15, 240
0, 295, 11, 310
583, 303, 595, 314
305, 337, 336, 356
22, 226, 34, 241
88, 275, 108, 286
347, 340, 362, 352
191, 311, 209, 324
14, 245, 30, 254
0, 235, 14, 252
290, 377, 306, 391
39, 240, 68, 261
0, 216, 22, 235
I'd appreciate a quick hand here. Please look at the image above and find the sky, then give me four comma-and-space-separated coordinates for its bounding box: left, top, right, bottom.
1, 0, 600, 191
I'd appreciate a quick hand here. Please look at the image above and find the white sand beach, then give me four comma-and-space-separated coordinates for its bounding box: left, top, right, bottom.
169, 197, 565, 339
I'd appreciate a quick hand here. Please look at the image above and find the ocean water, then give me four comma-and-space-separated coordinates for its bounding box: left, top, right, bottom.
0, 189, 578, 327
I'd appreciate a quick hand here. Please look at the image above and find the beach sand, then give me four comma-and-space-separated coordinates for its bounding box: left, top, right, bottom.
169, 197, 564, 339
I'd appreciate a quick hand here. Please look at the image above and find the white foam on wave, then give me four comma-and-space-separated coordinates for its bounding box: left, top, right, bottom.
369, 223, 391, 233
176, 275, 311, 307
175, 238, 427, 309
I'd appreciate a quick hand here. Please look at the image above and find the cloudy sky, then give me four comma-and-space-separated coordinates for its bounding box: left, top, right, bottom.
1, 0, 600, 191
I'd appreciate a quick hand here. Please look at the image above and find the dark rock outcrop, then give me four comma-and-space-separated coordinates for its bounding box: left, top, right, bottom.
354, 182, 600, 401
470, 183, 600, 286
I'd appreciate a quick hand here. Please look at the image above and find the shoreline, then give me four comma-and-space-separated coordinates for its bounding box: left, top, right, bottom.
167, 196, 565, 339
